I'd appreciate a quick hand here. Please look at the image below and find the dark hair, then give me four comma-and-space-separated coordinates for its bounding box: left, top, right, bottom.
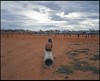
48, 39, 52, 43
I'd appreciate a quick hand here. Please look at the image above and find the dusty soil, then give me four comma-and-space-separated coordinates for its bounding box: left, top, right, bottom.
1, 33, 99, 80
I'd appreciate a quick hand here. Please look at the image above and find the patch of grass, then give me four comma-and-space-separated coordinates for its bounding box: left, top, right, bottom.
74, 49, 90, 53
66, 49, 90, 58
89, 66, 99, 74
73, 43, 79, 45
55, 60, 99, 79
72, 60, 88, 70
56, 65, 74, 75
69, 41, 73, 42
72, 60, 99, 74
90, 54, 99, 61
64, 75, 69, 79
66, 51, 78, 58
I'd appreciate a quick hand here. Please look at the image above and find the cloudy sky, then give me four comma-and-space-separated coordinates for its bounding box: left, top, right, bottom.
1, 1, 99, 31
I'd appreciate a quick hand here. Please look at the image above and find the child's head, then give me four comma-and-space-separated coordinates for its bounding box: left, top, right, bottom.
48, 39, 52, 43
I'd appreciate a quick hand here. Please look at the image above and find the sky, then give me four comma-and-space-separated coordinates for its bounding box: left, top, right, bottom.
1, 1, 99, 31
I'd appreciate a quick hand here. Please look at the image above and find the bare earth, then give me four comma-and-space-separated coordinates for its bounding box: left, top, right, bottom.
1, 33, 99, 80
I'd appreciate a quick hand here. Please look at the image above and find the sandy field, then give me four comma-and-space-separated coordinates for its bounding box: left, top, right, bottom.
1, 33, 99, 80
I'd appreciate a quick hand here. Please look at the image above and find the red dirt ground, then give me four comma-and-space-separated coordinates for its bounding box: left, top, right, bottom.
1, 33, 99, 80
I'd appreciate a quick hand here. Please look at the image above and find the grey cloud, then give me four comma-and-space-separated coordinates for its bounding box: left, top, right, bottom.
42, 25, 59, 30
1, 8, 37, 23
61, 1, 99, 15
35, 1, 61, 11
50, 14, 65, 21
33, 8, 41, 12
67, 19, 84, 25
43, 24, 58, 27
1, 22, 22, 29
1, 1, 99, 31
49, 10, 67, 21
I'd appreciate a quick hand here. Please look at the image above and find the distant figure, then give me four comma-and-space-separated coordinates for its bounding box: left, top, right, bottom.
77, 34, 80, 37
45, 39, 53, 51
